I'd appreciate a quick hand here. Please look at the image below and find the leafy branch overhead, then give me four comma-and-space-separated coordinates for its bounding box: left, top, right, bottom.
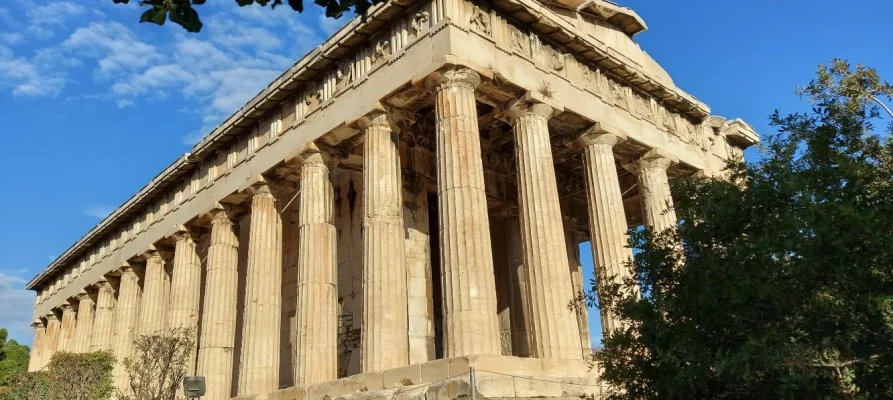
112, 0, 385, 33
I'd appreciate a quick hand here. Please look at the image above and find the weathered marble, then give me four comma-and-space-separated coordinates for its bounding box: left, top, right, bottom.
167, 229, 202, 374
138, 251, 170, 336
111, 266, 142, 391
90, 280, 117, 352
359, 110, 409, 372
28, 321, 46, 372
58, 304, 77, 352
72, 293, 95, 353
294, 150, 339, 385
42, 313, 61, 369
238, 184, 283, 396
564, 228, 593, 358
425, 67, 501, 357
579, 129, 634, 337
197, 209, 240, 400
507, 100, 581, 360
627, 153, 678, 234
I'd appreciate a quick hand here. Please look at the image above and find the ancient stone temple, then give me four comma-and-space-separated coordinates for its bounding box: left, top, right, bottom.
26, 0, 758, 398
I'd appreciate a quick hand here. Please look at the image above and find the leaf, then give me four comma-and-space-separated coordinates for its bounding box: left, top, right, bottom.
139, 7, 167, 26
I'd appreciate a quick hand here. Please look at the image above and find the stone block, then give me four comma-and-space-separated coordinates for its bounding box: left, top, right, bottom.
472, 373, 516, 398
382, 363, 422, 388
467, 355, 526, 376
342, 372, 384, 393
519, 357, 543, 377
420, 358, 452, 383
277, 387, 308, 400
424, 377, 472, 400
308, 378, 351, 400
511, 375, 563, 397
447, 357, 471, 377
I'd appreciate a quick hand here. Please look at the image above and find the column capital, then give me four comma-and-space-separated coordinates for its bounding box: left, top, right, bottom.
60, 303, 74, 311
92, 279, 117, 294
32, 319, 46, 329
142, 248, 165, 262
76, 292, 93, 302
45, 312, 59, 321
424, 66, 481, 92
171, 225, 201, 243
352, 102, 415, 132
504, 91, 564, 123
624, 149, 678, 175
577, 123, 626, 148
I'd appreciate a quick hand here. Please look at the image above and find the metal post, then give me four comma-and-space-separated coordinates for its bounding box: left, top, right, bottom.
470, 366, 477, 400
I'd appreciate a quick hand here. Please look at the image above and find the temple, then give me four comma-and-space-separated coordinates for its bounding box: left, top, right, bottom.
25, 0, 758, 399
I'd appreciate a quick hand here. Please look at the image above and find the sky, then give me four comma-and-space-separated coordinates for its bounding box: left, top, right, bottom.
0, 0, 891, 348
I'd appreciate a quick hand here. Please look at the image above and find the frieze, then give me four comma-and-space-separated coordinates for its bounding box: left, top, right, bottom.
456, 0, 713, 152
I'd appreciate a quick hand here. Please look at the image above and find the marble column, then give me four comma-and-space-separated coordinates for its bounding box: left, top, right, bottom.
43, 313, 61, 368
28, 320, 46, 371
112, 266, 143, 391
628, 153, 678, 234
168, 229, 202, 374
425, 67, 501, 357
139, 250, 170, 335
501, 215, 531, 357
73, 293, 95, 353
58, 304, 77, 352
294, 150, 338, 385
197, 209, 240, 400
238, 183, 283, 396
403, 189, 436, 364
507, 100, 581, 359
90, 280, 117, 352
359, 110, 409, 372
579, 129, 634, 337
565, 227, 593, 358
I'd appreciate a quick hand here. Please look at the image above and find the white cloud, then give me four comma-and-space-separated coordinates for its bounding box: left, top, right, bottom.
0, 45, 67, 97
83, 205, 114, 219
0, 271, 36, 346
0, 32, 25, 45
24, 1, 86, 40
61, 22, 163, 78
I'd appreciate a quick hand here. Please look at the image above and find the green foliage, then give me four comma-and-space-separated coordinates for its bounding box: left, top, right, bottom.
593, 60, 893, 399
0, 351, 114, 400
110, 0, 385, 32
0, 328, 30, 389
118, 328, 194, 400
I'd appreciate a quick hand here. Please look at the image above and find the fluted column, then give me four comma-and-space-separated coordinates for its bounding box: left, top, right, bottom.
565, 227, 593, 358
197, 209, 240, 400
58, 304, 77, 352
112, 266, 142, 391
73, 293, 95, 353
359, 110, 409, 372
90, 280, 117, 352
506, 100, 581, 359
294, 150, 338, 385
628, 153, 678, 234
28, 320, 46, 371
42, 313, 61, 368
425, 67, 501, 357
139, 251, 170, 335
168, 229, 202, 375
501, 215, 531, 357
238, 183, 283, 396
579, 129, 634, 337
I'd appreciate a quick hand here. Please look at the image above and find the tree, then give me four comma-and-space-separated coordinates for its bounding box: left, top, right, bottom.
0, 351, 115, 400
118, 328, 194, 400
0, 328, 30, 389
592, 59, 893, 399
111, 0, 383, 33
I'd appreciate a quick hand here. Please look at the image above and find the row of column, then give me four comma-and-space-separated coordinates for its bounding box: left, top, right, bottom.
29, 66, 679, 399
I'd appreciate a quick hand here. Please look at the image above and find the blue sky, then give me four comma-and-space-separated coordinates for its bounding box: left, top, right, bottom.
0, 0, 890, 347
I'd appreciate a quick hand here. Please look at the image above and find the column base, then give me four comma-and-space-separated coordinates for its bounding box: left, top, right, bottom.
233, 355, 604, 400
